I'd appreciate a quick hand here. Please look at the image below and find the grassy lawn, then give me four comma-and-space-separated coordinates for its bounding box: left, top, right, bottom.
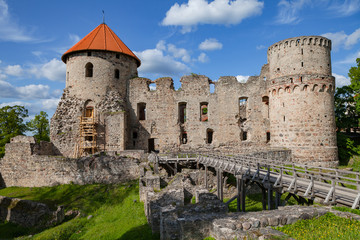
0, 181, 159, 240
275, 212, 360, 240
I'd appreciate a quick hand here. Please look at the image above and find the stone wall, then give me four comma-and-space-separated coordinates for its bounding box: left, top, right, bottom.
0, 196, 64, 228
0, 137, 140, 187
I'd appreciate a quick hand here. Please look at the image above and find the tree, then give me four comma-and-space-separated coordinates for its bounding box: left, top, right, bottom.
27, 111, 50, 142
350, 58, 360, 117
0, 105, 29, 158
334, 86, 358, 132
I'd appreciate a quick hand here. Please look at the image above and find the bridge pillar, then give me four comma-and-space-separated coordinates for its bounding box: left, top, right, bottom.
217, 169, 223, 201
204, 165, 208, 189
267, 186, 273, 210
275, 191, 282, 209
236, 176, 246, 212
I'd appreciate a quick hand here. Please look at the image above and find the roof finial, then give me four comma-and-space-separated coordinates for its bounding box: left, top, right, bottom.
102, 10, 105, 24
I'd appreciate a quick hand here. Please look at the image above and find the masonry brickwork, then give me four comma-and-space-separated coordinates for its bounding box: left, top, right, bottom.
49, 30, 337, 166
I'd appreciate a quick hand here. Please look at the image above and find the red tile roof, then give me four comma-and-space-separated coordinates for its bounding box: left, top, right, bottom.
62, 23, 140, 66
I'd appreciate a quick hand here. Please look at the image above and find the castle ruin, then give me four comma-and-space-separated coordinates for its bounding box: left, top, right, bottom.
50, 23, 337, 166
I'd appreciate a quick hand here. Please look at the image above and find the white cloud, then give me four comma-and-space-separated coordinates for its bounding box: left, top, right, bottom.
162, 0, 264, 33
69, 34, 80, 44
52, 89, 63, 97
42, 98, 60, 111
337, 50, 360, 64
0, 0, 34, 42
0, 79, 50, 99
167, 44, 191, 62
322, 28, 360, 50
333, 73, 351, 88
256, 45, 266, 50
327, 0, 360, 16
4, 64, 23, 77
135, 41, 191, 76
29, 58, 66, 82
236, 75, 250, 83
149, 83, 156, 91
275, 0, 310, 24
198, 53, 209, 63
199, 38, 223, 51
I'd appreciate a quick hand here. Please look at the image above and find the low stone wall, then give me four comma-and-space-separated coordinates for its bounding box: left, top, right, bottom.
0, 196, 64, 228
0, 154, 140, 188
0, 136, 141, 187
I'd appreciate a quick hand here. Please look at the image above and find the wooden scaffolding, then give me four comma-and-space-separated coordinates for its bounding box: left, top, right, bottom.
77, 108, 97, 157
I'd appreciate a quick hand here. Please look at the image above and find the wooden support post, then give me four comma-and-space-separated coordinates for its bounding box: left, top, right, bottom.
268, 186, 273, 210
217, 169, 223, 201
174, 162, 178, 174
275, 191, 281, 209
237, 177, 241, 212
262, 187, 267, 210
205, 165, 208, 189
241, 177, 246, 212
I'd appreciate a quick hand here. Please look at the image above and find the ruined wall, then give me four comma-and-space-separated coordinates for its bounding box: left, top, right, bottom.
267, 36, 337, 166
0, 137, 140, 187
127, 72, 270, 153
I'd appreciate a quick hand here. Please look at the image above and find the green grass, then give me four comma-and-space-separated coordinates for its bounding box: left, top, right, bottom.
275, 212, 360, 240
0, 182, 159, 240
333, 206, 360, 215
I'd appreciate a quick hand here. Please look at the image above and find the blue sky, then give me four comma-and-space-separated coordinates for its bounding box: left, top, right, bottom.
0, 0, 359, 120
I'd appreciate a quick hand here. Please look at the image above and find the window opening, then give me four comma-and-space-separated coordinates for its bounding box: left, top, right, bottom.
283, 116, 286, 122
290, 78, 293, 83
200, 102, 208, 122
181, 132, 187, 144
85, 62, 93, 77
266, 132, 271, 143
85, 107, 94, 117
262, 96, 269, 118
87, 52, 91, 56
115, 69, 120, 79
178, 102, 187, 124
239, 97, 248, 120
301, 62, 303, 67
206, 129, 213, 144
138, 103, 146, 120
132, 131, 138, 139
116, 53, 120, 59
301, 49, 303, 55
242, 131, 247, 141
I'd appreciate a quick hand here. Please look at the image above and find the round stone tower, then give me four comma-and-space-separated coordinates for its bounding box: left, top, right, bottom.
267, 36, 337, 166
51, 23, 140, 157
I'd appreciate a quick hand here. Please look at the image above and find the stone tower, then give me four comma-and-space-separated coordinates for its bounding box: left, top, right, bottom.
50, 23, 140, 157
267, 36, 337, 166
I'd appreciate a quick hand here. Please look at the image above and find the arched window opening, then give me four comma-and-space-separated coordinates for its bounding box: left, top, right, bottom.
85, 63, 93, 77
178, 102, 187, 124
200, 102, 208, 122
115, 69, 120, 79
137, 102, 146, 120
206, 129, 213, 144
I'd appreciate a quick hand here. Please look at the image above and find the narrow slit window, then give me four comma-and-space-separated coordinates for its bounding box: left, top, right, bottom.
87, 52, 92, 56
206, 129, 213, 144
178, 102, 187, 124
116, 54, 120, 59
85, 62, 93, 77
138, 103, 146, 120
115, 69, 120, 79
242, 131, 247, 141
200, 102, 208, 122
266, 132, 271, 143
181, 132, 187, 144
239, 97, 248, 120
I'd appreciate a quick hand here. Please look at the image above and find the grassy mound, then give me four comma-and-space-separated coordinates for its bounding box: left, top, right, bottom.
0, 181, 159, 240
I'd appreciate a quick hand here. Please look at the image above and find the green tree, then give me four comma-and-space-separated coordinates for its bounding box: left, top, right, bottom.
0, 105, 29, 158
27, 111, 50, 142
350, 58, 360, 117
334, 85, 358, 132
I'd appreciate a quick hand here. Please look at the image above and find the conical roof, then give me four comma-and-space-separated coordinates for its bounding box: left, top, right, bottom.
62, 23, 140, 66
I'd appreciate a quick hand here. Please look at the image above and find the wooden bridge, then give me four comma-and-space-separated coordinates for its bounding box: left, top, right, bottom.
152, 152, 360, 211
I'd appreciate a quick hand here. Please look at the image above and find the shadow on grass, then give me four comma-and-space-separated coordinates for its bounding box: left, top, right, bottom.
118, 224, 159, 240
0, 222, 35, 239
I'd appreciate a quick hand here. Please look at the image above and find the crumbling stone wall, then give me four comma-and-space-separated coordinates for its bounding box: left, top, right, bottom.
0, 196, 64, 229
128, 73, 270, 153
0, 137, 140, 187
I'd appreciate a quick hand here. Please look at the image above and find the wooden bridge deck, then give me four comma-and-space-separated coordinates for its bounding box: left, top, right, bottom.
154, 153, 360, 210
